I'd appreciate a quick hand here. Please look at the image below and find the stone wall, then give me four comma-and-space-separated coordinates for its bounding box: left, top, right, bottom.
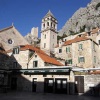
84, 74, 100, 96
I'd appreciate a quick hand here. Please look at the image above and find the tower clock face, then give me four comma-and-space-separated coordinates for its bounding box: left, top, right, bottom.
8, 39, 13, 44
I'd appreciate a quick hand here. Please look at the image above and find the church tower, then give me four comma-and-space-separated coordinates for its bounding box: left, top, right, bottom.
40, 10, 58, 55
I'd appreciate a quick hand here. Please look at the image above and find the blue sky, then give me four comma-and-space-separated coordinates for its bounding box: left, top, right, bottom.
0, 0, 91, 37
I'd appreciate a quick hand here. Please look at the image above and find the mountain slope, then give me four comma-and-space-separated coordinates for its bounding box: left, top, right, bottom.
59, 0, 100, 36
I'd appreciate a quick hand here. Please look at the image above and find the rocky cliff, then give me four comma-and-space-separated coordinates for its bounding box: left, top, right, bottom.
58, 0, 100, 36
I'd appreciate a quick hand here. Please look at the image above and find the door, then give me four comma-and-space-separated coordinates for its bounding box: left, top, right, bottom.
32, 78, 37, 92
44, 78, 54, 93
0, 74, 4, 86
11, 77, 17, 90
55, 78, 67, 94
75, 76, 84, 93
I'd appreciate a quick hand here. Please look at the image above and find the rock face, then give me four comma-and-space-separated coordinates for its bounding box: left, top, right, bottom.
24, 27, 40, 45
59, 0, 100, 36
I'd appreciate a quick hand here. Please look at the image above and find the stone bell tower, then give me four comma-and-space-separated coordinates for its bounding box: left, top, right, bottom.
40, 10, 58, 55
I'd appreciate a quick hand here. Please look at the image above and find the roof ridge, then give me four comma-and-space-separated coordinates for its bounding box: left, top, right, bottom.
44, 10, 55, 18
0, 26, 13, 32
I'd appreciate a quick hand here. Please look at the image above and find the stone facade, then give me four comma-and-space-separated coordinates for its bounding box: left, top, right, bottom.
40, 10, 57, 55
55, 30, 100, 68
0, 26, 29, 51
84, 74, 100, 96
24, 27, 39, 45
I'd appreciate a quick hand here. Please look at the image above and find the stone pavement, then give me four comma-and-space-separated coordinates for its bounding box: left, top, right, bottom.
0, 92, 99, 100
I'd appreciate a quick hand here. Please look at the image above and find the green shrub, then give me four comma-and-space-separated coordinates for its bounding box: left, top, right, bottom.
95, 3, 100, 10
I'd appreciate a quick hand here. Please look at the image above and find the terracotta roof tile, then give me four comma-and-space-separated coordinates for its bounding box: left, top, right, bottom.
90, 70, 100, 74
63, 35, 90, 46
37, 52, 63, 66
7, 45, 63, 66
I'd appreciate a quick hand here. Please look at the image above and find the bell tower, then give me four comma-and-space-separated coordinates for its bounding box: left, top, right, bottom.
40, 10, 58, 55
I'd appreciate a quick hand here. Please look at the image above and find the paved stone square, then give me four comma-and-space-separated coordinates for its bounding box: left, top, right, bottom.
0, 92, 99, 100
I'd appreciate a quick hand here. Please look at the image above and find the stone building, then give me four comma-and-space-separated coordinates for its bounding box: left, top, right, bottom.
0, 10, 100, 96
55, 28, 100, 68
0, 25, 29, 51
6, 45, 74, 94
40, 10, 57, 55
0, 43, 9, 92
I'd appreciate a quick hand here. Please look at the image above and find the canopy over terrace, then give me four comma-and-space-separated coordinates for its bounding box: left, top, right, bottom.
9, 66, 72, 75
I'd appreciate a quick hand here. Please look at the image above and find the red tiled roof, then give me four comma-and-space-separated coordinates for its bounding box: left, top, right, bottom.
90, 70, 100, 74
7, 45, 63, 66
36, 52, 63, 66
63, 36, 90, 46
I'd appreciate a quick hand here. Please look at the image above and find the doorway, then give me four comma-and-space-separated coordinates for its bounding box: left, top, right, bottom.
32, 78, 37, 92
11, 77, 17, 90
75, 76, 84, 94
44, 78, 54, 93
55, 78, 67, 94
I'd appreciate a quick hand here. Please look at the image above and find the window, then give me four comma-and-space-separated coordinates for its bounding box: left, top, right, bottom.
59, 49, 62, 53
98, 40, 100, 45
54, 24, 55, 29
79, 35, 81, 37
78, 57, 85, 63
13, 47, 20, 54
47, 22, 49, 26
94, 56, 96, 63
13, 62, 17, 68
8, 39, 13, 44
44, 43, 46, 48
66, 59, 72, 64
35, 55, 37, 58
66, 47, 70, 52
43, 23, 45, 28
79, 44, 83, 50
53, 44, 54, 48
88, 32, 91, 36
44, 34, 46, 39
51, 22, 52, 27
33, 61, 38, 67
53, 35, 54, 39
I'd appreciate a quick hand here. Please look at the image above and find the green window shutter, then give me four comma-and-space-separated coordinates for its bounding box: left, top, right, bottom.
69, 47, 70, 52
94, 56, 96, 63
79, 44, 83, 49
83, 57, 85, 62
70, 59, 72, 64
66, 47, 68, 52
78, 57, 80, 63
